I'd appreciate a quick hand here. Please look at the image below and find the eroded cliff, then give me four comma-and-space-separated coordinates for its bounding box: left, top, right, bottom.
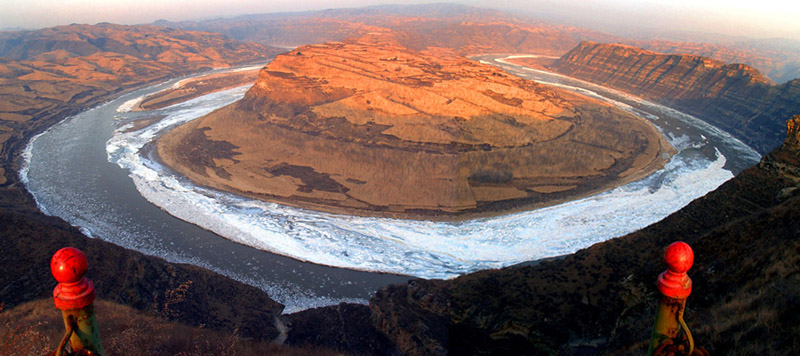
552, 41, 800, 153
627, 39, 800, 84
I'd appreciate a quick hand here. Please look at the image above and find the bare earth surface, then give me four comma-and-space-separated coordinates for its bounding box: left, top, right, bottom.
134, 68, 262, 111
502, 55, 558, 71
157, 33, 673, 220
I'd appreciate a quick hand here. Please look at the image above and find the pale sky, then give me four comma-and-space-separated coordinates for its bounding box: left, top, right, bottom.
1, 0, 799, 41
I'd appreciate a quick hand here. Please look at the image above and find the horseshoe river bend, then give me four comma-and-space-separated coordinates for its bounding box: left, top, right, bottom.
20, 55, 760, 312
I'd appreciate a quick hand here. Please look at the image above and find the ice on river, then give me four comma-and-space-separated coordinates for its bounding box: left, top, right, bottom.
103, 70, 755, 279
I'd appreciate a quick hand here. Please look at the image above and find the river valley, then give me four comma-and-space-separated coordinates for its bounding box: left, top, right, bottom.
20, 56, 761, 312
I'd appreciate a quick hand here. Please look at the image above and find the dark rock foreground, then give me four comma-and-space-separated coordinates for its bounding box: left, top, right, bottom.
287, 117, 800, 355
0, 208, 284, 341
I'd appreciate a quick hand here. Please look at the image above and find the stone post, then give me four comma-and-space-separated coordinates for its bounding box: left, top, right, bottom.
647, 241, 694, 356
51, 247, 105, 355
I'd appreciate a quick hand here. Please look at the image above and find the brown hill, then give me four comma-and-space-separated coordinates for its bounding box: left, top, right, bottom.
156, 33, 671, 219
0, 23, 283, 62
1, 298, 338, 356
1, 20, 798, 354
552, 41, 800, 153
2, 10, 797, 354
628, 38, 800, 84
0, 23, 275, 194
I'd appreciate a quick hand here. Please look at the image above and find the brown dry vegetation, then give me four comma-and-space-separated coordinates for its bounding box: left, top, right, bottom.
365, 124, 800, 355
0, 23, 274, 123
0, 298, 342, 356
0, 25, 285, 351
158, 34, 673, 220
0, 24, 277, 208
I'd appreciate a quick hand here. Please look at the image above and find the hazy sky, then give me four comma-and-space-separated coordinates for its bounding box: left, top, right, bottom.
2, 0, 799, 41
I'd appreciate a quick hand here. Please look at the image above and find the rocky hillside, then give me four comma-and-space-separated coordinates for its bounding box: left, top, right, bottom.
1, 298, 336, 356
285, 116, 800, 355
0, 23, 282, 62
0, 24, 284, 340
627, 38, 800, 84
0, 23, 276, 199
0, 208, 284, 341
553, 41, 800, 153
156, 33, 670, 219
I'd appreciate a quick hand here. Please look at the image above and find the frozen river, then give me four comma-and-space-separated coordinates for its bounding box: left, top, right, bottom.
21, 57, 760, 312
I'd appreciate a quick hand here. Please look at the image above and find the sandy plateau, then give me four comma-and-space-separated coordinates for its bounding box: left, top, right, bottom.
157, 34, 674, 220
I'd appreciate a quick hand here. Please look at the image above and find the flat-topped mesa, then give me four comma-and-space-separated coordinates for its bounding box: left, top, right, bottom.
157, 34, 673, 220
237, 33, 576, 148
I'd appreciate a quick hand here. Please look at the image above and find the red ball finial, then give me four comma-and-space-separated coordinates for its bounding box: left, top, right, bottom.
51, 247, 88, 283
51, 247, 95, 310
657, 241, 693, 299
664, 241, 694, 274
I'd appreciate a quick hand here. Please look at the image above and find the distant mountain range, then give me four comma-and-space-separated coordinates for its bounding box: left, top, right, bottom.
152, 4, 617, 55
151, 3, 800, 84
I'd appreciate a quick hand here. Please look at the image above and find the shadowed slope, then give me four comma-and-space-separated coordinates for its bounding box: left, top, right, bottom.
552, 41, 800, 153
362, 117, 800, 355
